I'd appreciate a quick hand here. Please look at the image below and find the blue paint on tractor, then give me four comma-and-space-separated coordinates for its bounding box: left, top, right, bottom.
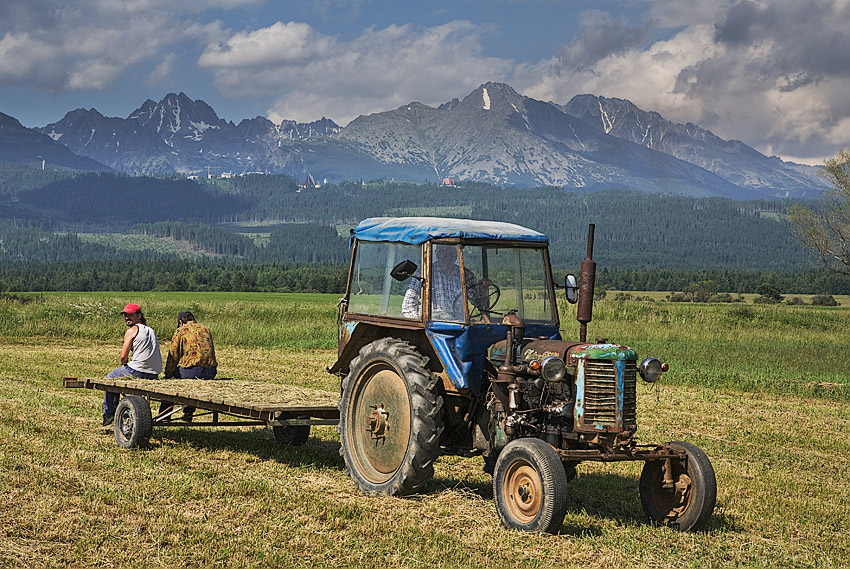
616, 359, 626, 427
426, 322, 560, 394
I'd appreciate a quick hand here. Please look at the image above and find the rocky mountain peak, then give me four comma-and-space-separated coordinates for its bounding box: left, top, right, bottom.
18, 83, 826, 198
458, 82, 526, 115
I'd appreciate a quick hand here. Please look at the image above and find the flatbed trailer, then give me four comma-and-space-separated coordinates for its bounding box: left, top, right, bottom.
63, 376, 340, 449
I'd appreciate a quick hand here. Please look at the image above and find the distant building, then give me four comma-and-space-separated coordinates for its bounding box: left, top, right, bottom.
442, 178, 456, 186
221, 171, 235, 179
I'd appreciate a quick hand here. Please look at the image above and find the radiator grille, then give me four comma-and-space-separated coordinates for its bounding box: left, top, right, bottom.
583, 359, 637, 427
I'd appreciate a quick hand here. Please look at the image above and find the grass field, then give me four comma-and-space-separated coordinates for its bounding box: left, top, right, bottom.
2, 292, 850, 568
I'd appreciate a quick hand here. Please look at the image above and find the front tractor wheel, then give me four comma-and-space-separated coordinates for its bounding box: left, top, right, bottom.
493, 438, 568, 533
338, 338, 443, 496
639, 441, 717, 531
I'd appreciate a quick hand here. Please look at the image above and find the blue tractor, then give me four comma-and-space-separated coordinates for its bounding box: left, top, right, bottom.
329, 217, 716, 533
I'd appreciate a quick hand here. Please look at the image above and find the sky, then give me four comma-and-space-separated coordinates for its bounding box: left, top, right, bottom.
2, 0, 850, 165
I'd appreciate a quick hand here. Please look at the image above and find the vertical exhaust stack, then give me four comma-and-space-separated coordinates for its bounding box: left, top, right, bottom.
577, 224, 596, 343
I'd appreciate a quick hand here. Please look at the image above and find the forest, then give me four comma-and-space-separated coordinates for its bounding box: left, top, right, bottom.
0, 164, 845, 294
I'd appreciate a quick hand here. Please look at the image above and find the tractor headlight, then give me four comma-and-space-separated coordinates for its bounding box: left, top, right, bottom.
638, 357, 667, 383
540, 356, 567, 382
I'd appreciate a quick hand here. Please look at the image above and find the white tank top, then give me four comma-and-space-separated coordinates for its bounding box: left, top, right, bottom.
128, 323, 162, 375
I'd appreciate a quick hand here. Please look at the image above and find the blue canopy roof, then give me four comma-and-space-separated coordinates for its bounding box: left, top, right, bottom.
353, 217, 548, 245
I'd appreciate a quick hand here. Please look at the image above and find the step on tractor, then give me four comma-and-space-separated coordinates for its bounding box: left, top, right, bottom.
329, 217, 716, 533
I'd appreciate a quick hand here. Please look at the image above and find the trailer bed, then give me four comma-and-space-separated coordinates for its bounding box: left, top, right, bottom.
64, 376, 340, 447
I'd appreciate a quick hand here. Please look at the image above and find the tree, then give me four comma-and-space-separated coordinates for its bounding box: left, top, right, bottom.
754, 283, 783, 304
789, 149, 850, 275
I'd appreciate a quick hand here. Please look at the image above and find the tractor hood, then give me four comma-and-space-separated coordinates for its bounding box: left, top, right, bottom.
489, 339, 638, 366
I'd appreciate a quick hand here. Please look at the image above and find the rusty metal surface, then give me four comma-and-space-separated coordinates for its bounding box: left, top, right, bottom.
556, 444, 686, 463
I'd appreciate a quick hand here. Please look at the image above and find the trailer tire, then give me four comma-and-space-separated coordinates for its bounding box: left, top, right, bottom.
114, 395, 153, 449
493, 438, 568, 533
338, 338, 443, 496
639, 441, 716, 531
273, 424, 310, 446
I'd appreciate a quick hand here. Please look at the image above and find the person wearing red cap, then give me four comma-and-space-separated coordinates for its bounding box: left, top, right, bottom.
101, 303, 163, 426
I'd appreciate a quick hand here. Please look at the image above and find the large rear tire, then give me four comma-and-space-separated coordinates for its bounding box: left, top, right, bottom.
338, 338, 443, 496
639, 441, 717, 531
493, 438, 568, 533
114, 395, 153, 449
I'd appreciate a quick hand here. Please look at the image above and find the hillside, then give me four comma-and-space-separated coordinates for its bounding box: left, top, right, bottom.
0, 168, 818, 273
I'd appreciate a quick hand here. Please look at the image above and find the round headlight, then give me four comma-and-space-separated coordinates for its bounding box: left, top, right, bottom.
639, 357, 664, 383
540, 356, 566, 382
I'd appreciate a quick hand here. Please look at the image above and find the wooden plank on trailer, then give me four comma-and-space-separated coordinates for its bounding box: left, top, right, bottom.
63, 377, 340, 417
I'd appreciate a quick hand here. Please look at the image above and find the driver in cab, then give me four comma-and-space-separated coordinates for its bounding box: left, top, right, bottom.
402, 244, 492, 322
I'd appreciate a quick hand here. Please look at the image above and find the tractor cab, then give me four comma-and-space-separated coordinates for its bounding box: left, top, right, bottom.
331, 216, 561, 394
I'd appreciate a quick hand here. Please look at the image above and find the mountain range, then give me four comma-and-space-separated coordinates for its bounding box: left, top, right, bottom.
1, 83, 828, 199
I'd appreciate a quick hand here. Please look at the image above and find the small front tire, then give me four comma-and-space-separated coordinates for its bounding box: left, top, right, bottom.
114, 395, 153, 449
639, 441, 717, 531
493, 438, 568, 533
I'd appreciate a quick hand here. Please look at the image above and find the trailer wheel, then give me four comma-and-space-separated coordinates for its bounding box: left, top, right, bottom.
493, 438, 568, 533
114, 395, 153, 449
338, 338, 443, 496
639, 441, 717, 531
273, 424, 310, 446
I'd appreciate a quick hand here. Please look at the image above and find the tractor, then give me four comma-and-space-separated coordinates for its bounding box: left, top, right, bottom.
328, 217, 716, 533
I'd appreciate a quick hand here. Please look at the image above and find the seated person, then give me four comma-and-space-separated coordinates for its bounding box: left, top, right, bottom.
161, 311, 218, 422
402, 244, 491, 321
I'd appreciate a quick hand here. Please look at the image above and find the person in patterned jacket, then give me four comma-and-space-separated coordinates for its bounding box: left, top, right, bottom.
163, 311, 218, 421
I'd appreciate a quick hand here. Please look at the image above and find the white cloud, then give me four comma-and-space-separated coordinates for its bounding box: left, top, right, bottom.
198, 20, 513, 124
0, 0, 226, 91
514, 0, 850, 162
147, 54, 177, 87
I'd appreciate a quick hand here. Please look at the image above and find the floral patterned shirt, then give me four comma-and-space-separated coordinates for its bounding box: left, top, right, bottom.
164, 321, 217, 378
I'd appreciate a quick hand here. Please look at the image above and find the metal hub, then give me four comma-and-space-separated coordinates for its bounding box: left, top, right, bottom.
367, 404, 390, 441
504, 462, 543, 523
348, 365, 412, 483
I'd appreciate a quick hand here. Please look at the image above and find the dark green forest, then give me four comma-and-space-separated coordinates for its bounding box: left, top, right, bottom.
1, 166, 846, 294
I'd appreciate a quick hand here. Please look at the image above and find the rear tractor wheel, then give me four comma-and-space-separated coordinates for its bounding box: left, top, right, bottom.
338, 338, 443, 496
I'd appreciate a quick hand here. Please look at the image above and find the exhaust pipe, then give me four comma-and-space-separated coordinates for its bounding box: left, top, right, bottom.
577, 224, 596, 343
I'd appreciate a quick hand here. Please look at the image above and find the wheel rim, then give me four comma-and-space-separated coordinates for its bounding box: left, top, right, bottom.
646, 460, 693, 522
503, 460, 544, 524
119, 407, 134, 440
347, 362, 412, 484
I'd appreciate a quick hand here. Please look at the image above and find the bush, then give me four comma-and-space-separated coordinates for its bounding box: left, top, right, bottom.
785, 297, 805, 305
669, 292, 690, 302
708, 293, 733, 303
811, 294, 839, 306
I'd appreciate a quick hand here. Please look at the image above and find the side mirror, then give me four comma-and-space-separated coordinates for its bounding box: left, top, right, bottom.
390, 259, 418, 281
565, 274, 578, 304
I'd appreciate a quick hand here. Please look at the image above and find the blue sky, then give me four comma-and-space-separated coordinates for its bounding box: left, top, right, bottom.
2, 0, 850, 164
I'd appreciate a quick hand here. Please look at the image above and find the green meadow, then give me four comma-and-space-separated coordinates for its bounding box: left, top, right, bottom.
1, 292, 849, 568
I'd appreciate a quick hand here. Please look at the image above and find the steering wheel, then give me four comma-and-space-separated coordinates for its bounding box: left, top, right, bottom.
454, 280, 501, 320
